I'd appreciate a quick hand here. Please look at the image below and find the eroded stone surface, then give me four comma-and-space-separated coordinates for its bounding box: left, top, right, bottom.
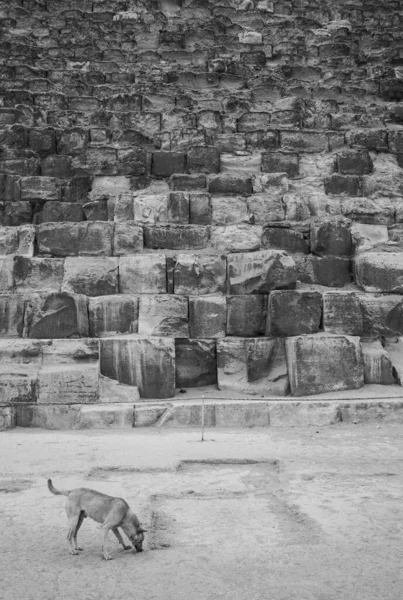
175, 339, 217, 388
138, 295, 189, 337
228, 250, 297, 294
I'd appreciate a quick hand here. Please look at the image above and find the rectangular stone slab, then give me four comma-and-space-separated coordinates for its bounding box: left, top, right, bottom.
228, 250, 297, 294
100, 337, 175, 398
285, 334, 364, 397
175, 339, 217, 388
138, 295, 189, 337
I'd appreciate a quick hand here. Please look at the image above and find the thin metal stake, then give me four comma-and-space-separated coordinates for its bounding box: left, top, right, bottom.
201, 395, 205, 442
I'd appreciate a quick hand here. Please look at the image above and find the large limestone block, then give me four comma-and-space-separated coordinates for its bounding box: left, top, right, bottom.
211, 225, 263, 253
228, 250, 297, 294
138, 295, 189, 337
323, 291, 363, 335
175, 339, 217, 387
361, 341, 396, 385
262, 227, 309, 254
174, 254, 226, 295
21, 176, 61, 201
220, 153, 262, 173
113, 223, 143, 255
211, 195, 250, 225
355, 252, 403, 293
0, 339, 43, 365
24, 292, 89, 339
208, 174, 253, 195
36, 222, 113, 257
0, 294, 25, 337
100, 337, 175, 398
310, 217, 352, 257
294, 255, 351, 287
0, 406, 16, 431
0, 368, 38, 403
62, 257, 119, 297
359, 293, 403, 337
267, 290, 322, 336
132, 192, 168, 224
285, 334, 364, 397
0, 257, 14, 291
247, 194, 285, 224
217, 337, 289, 395
16, 404, 81, 430
144, 225, 209, 250
189, 192, 212, 225
14, 257, 64, 292
98, 376, 140, 403
341, 197, 395, 226
226, 295, 266, 337
40, 339, 99, 364
383, 339, 403, 385
37, 365, 99, 403
351, 223, 389, 254
89, 295, 138, 337
189, 296, 226, 339
76, 404, 134, 429
0, 228, 19, 255
119, 255, 166, 294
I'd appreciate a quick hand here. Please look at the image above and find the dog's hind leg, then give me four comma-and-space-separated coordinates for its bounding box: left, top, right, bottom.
73, 511, 85, 552
67, 515, 82, 555
112, 527, 131, 551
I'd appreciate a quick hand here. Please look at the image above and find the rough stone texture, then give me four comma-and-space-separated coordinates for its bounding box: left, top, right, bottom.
119, 255, 167, 294
174, 254, 226, 295
228, 250, 297, 294
89, 295, 138, 337
138, 295, 189, 337
323, 291, 363, 335
226, 295, 266, 337
36, 223, 113, 257
99, 337, 175, 399
310, 218, 352, 257
359, 294, 403, 337
24, 293, 89, 339
267, 291, 322, 337
211, 225, 262, 253
175, 339, 217, 388
0, 294, 25, 337
37, 365, 99, 404
98, 375, 140, 404
14, 257, 64, 292
62, 257, 119, 297
286, 335, 364, 397
384, 339, 403, 385
113, 223, 144, 255
189, 296, 226, 339
355, 252, 403, 293
361, 341, 396, 385
0, 406, 16, 431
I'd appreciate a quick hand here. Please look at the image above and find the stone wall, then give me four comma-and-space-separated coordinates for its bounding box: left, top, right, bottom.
1, 0, 403, 404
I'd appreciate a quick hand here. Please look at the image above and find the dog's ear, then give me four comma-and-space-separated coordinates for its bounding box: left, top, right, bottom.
137, 527, 147, 534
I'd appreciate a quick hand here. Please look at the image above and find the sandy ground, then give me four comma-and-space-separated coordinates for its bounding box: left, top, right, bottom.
1, 424, 403, 600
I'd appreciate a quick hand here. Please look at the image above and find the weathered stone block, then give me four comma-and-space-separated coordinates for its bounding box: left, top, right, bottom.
152, 152, 186, 177
37, 365, 99, 404
336, 149, 373, 175
173, 253, 226, 295
170, 174, 207, 191
212, 195, 250, 225
56, 127, 89, 156
247, 194, 285, 224
359, 294, 402, 337
89, 295, 138, 337
280, 131, 328, 153
262, 152, 299, 177
139, 295, 188, 337
113, 222, 143, 255
98, 376, 140, 404
262, 227, 309, 254
36, 223, 113, 257
237, 113, 271, 132
189, 296, 226, 339
267, 291, 322, 336
62, 257, 119, 297
42, 155, 72, 178
14, 257, 64, 292
342, 198, 395, 226
324, 174, 362, 196
228, 250, 297, 294
252, 173, 288, 194
189, 192, 212, 225
144, 225, 209, 250
217, 337, 288, 395
323, 291, 363, 335
355, 252, 403, 293
0, 369, 38, 403
0, 294, 25, 337
187, 146, 220, 173
167, 192, 189, 223
351, 223, 389, 254
295, 255, 351, 287
24, 292, 89, 338
0, 257, 14, 292
117, 147, 148, 176
76, 404, 134, 429
211, 225, 262, 252
1, 201, 32, 227
286, 334, 364, 397
20, 176, 61, 201
226, 295, 266, 337
208, 174, 253, 195
131, 192, 168, 224
119, 255, 167, 294
310, 217, 352, 257
175, 339, 217, 388
0, 228, 19, 256
0, 406, 16, 431
362, 341, 396, 385
346, 129, 388, 152
100, 337, 175, 398
39, 202, 84, 223
220, 153, 262, 174
85, 147, 118, 176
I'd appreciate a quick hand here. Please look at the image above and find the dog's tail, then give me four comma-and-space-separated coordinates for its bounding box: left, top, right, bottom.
47, 479, 70, 497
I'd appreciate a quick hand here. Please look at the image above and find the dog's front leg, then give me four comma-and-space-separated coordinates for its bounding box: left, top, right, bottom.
101, 524, 114, 560
112, 527, 131, 551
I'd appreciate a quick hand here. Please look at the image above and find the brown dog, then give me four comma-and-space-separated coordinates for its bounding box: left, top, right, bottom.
48, 479, 146, 560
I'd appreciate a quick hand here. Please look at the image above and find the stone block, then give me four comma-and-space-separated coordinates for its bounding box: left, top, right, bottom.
56, 127, 89, 156
211, 225, 262, 253
0, 406, 16, 431
16, 404, 81, 430
189, 296, 226, 339
40, 339, 99, 364
131, 192, 167, 224
187, 146, 220, 173
144, 225, 209, 250
119, 255, 166, 294
252, 173, 288, 194
342, 198, 395, 226
247, 194, 285, 224
361, 341, 396, 385
217, 337, 289, 395
355, 252, 403, 293
113, 222, 143, 255
323, 291, 363, 335
359, 294, 403, 337
228, 250, 297, 294
85, 147, 118, 176
117, 148, 148, 176
310, 217, 352, 257
14, 257, 64, 292
158, 403, 215, 428
83, 199, 109, 222
0, 257, 14, 292
189, 192, 212, 225
215, 403, 270, 428
100, 337, 175, 398
37, 365, 99, 403
285, 334, 364, 397
262, 153, 299, 178
262, 227, 309, 254
226, 295, 266, 337
152, 152, 186, 177
24, 292, 89, 339
351, 223, 389, 254
39, 202, 84, 223
170, 174, 207, 191
220, 153, 262, 174
208, 174, 253, 195
42, 155, 72, 178
280, 131, 328, 152
385, 300, 403, 335
175, 339, 217, 387
89, 295, 138, 337
295, 255, 351, 287
237, 113, 271, 132
324, 174, 362, 196
336, 149, 373, 175
168, 192, 189, 223
267, 291, 322, 336
76, 404, 134, 429
99, 376, 140, 403
173, 253, 226, 295
346, 129, 388, 152
269, 402, 340, 428
0, 368, 38, 403
36, 223, 113, 257
1, 201, 33, 227
383, 339, 403, 385
138, 295, 189, 337
0, 294, 25, 337
62, 257, 119, 297
20, 176, 61, 201
212, 195, 250, 225
0, 228, 19, 256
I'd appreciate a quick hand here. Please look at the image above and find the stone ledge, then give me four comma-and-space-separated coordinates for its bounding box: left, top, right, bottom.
2, 396, 403, 430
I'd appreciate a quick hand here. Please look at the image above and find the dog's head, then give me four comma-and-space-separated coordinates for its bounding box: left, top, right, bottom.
130, 526, 146, 552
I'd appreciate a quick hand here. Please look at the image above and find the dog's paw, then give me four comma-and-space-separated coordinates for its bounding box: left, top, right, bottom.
76, 547, 83, 551
103, 554, 113, 560
70, 550, 80, 555
122, 545, 131, 551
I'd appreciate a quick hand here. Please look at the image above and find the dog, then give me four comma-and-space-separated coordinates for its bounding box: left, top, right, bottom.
48, 479, 146, 560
